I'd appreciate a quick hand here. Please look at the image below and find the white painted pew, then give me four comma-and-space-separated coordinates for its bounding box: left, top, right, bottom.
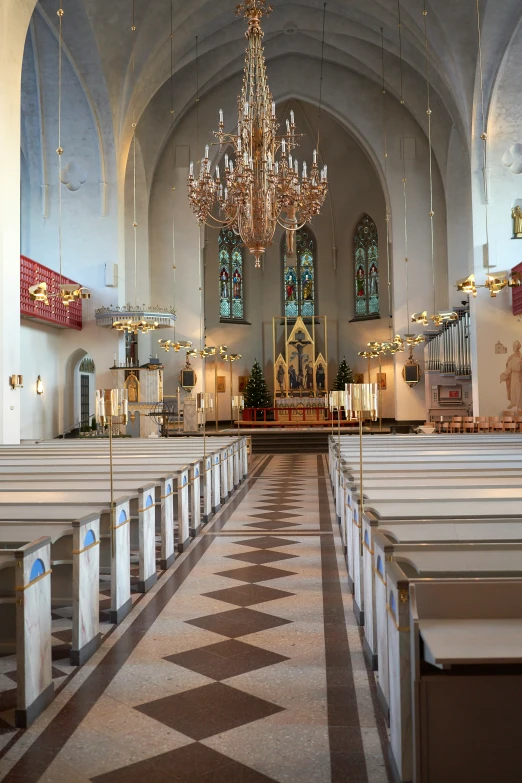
373, 536, 522, 728
0, 495, 131, 627
0, 536, 53, 727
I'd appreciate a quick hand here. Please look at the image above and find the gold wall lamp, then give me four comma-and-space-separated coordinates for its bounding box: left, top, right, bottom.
36, 376, 44, 395
10, 375, 23, 389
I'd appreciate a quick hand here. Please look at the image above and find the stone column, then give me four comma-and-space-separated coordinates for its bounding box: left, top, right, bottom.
0, 1, 37, 443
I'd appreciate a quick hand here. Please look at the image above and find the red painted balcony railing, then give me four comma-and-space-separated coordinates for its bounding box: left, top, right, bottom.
513, 262, 522, 316
20, 255, 83, 330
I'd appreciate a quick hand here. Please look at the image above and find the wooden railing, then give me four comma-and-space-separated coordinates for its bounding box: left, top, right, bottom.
20, 255, 83, 330
242, 407, 357, 427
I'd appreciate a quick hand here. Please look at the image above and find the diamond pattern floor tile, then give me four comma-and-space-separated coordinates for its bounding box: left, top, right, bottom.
203, 583, 294, 607
135, 682, 284, 740
234, 536, 298, 549
165, 639, 289, 681
225, 550, 298, 565
215, 564, 297, 583
91, 742, 279, 782
186, 607, 292, 638
243, 520, 301, 531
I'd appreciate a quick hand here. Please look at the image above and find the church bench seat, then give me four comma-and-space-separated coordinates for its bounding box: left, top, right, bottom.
0, 496, 131, 628
0, 536, 55, 728
405, 578, 522, 783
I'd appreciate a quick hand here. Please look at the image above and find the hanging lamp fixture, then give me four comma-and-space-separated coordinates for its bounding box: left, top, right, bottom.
29, 4, 90, 307
187, 0, 328, 268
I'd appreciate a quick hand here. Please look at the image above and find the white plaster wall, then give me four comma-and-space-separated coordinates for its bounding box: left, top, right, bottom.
20, 321, 60, 440
468, 15, 522, 416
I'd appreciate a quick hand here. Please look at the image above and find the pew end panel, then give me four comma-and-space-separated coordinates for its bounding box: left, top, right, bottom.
103, 497, 132, 624
158, 476, 175, 570
14, 537, 54, 728
189, 461, 201, 537
136, 484, 158, 593
410, 579, 522, 783
177, 467, 190, 552
71, 514, 101, 665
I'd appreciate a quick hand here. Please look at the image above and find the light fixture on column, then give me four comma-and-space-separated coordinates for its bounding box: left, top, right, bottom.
96, 2, 174, 334
187, 0, 328, 267
29, 5, 90, 308
36, 376, 44, 395
9, 375, 23, 390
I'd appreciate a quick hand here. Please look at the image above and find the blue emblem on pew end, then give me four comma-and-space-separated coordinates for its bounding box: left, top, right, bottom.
377, 556, 384, 577
182, 475, 187, 486
215, 457, 218, 464
29, 559, 45, 581
353, 506, 358, 522
195, 468, 199, 477
364, 530, 370, 547
389, 590, 396, 616
118, 509, 127, 525
146, 495, 154, 508
167, 483, 172, 494
84, 530, 96, 547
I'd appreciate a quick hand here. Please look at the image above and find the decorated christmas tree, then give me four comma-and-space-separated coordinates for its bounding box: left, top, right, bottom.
244, 359, 272, 408
333, 358, 353, 390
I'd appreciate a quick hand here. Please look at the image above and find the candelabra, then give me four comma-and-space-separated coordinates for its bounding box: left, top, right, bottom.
96, 389, 128, 555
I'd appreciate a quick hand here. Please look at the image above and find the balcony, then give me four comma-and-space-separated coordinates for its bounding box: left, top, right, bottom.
20, 255, 83, 330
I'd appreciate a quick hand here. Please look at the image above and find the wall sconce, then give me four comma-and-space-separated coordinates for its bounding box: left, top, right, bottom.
9, 375, 23, 389
36, 376, 44, 395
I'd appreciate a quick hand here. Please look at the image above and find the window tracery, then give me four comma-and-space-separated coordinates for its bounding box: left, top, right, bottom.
283, 227, 316, 318
219, 228, 244, 320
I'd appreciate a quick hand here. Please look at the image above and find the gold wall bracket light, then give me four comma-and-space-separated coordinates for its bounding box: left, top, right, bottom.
36, 376, 44, 395
9, 375, 23, 389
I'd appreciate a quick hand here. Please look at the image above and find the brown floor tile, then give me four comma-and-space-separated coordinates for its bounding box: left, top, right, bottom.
135, 682, 284, 740
186, 607, 292, 638
165, 639, 288, 680
234, 536, 298, 550
250, 512, 300, 520
225, 550, 299, 565
202, 583, 294, 607
215, 564, 297, 583
243, 522, 301, 531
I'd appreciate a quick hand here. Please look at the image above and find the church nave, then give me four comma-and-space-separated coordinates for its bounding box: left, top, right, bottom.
0, 455, 389, 783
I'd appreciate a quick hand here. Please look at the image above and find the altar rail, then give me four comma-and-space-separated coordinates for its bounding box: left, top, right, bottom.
242, 407, 358, 427
20, 255, 83, 330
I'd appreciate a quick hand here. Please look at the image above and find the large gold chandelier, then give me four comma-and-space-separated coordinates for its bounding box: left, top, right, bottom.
188, 0, 328, 267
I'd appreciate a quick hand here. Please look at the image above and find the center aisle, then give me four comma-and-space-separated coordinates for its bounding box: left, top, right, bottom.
0, 455, 390, 783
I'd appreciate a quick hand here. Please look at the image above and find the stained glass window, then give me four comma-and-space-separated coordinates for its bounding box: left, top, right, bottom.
283, 227, 316, 318
219, 228, 244, 320
354, 215, 379, 319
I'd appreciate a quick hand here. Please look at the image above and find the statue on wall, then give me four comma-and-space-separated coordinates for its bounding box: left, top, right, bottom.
512, 206, 522, 238
500, 340, 522, 409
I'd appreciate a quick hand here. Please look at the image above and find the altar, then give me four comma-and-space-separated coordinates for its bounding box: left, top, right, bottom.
275, 397, 326, 408
272, 316, 328, 400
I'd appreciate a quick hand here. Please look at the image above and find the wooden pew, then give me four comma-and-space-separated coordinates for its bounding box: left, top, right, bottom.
409, 578, 522, 783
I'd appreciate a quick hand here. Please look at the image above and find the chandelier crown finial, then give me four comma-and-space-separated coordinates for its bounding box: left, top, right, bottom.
236, 0, 273, 22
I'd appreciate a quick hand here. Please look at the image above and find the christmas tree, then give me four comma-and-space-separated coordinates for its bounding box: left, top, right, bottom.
333, 358, 353, 390
244, 359, 272, 408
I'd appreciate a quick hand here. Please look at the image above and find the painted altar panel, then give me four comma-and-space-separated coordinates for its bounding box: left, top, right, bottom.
272, 316, 328, 399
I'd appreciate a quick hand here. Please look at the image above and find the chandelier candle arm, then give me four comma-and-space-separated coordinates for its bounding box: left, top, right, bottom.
187, 0, 328, 267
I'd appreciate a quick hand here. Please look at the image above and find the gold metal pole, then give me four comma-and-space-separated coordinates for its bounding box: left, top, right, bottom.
215, 355, 218, 431
367, 357, 371, 432
177, 386, 181, 435
272, 316, 276, 404
229, 358, 233, 425
378, 355, 383, 431
109, 413, 115, 558
359, 407, 364, 558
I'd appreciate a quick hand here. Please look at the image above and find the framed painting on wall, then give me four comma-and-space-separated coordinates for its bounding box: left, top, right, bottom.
376, 372, 387, 390
217, 376, 226, 393
238, 376, 249, 394
353, 373, 365, 384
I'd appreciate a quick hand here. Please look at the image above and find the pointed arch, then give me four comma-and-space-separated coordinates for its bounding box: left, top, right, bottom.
353, 214, 379, 320
219, 228, 244, 321
282, 226, 317, 318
